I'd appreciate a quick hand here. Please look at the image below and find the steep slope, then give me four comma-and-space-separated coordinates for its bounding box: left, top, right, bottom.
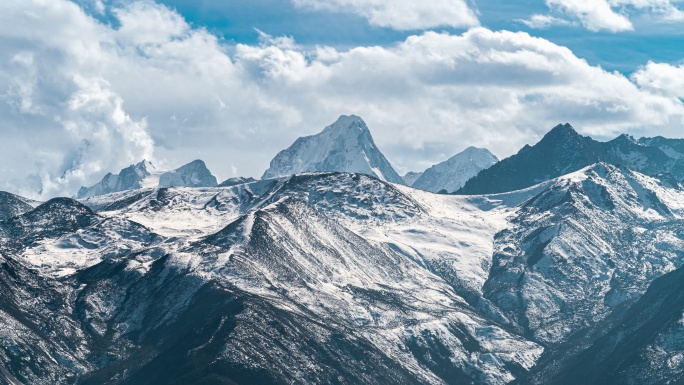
483, 163, 684, 343
456, 124, 603, 195
519, 262, 684, 385
0, 198, 162, 384
261, 115, 403, 183
0, 191, 36, 221
639, 136, 684, 162
75, 161, 160, 199
413, 147, 498, 193
159, 160, 218, 188
457, 124, 684, 195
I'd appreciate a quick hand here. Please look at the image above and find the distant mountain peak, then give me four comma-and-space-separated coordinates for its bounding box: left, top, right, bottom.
402, 171, 424, 186
412, 146, 498, 193
137, 159, 157, 171
75, 159, 217, 198
159, 159, 218, 188
261, 115, 403, 183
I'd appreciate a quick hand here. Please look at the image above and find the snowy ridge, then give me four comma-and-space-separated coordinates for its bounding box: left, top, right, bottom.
0, 191, 38, 220
262, 115, 404, 183
75, 160, 161, 199
485, 163, 684, 343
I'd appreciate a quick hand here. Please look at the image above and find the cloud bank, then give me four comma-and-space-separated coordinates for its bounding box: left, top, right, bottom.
0, 0, 683, 198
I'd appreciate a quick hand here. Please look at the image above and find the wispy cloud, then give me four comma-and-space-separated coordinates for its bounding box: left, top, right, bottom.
539, 0, 684, 32
518, 14, 576, 29
290, 0, 480, 30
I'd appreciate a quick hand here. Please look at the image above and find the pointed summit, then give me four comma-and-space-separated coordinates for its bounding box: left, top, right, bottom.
536, 123, 584, 148
76, 161, 157, 199
323, 115, 369, 134
544, 123, 578, 138
261, 115, 403, 183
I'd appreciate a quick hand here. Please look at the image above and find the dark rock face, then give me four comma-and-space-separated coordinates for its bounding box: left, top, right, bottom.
457, 124, 684, 195
1, 198, 97, 245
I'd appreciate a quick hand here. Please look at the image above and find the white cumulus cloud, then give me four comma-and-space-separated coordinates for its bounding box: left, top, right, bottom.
632, 62, 684, 99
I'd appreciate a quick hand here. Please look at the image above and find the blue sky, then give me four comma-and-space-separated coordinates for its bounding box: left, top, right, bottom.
0, 0, 683, 198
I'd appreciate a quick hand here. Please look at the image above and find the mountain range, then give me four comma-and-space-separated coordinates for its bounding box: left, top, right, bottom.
75, 115, 495, 199
3, 118, 684, 384
457, 123, 684, 195
76, 160, 220, 199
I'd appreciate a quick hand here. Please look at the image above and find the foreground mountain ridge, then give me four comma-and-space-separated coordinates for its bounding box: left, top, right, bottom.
2, 158, 684, 383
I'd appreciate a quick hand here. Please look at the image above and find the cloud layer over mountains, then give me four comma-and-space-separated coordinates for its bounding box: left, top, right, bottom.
0, 0, 683, 199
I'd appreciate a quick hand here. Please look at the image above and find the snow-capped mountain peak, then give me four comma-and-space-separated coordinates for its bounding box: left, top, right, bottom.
75, 159, 217, 198
411, 146, 499, 193
261, 115, 404, 183
401, 171, 423, 186
159, 159, 217, 188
